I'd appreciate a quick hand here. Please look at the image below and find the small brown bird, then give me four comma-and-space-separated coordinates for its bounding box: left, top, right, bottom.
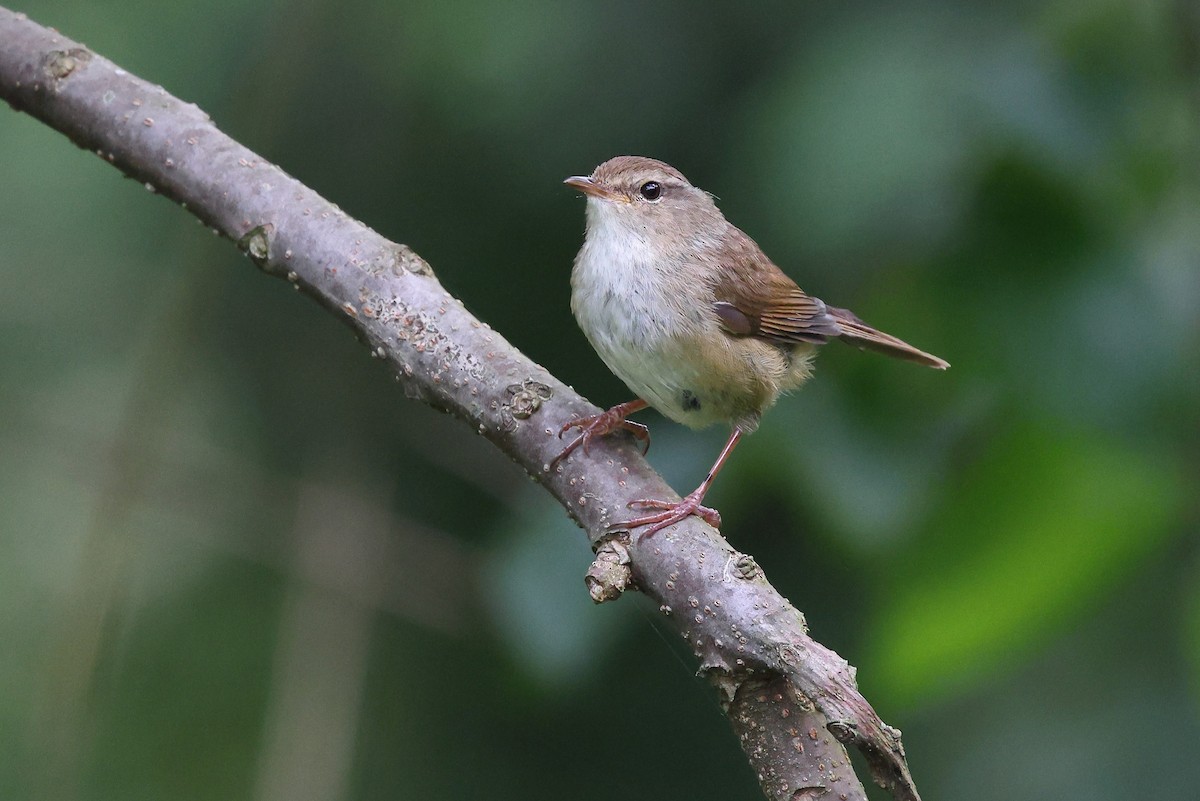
556, 156, 947, 536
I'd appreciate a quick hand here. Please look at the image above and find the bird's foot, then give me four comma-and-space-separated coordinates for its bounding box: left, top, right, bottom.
618, 488, 721, 537
549, 404, 649, 469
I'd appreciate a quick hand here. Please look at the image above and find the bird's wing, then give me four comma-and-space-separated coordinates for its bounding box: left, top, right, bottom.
709, 226, 949, 369
710, 227, 841, 346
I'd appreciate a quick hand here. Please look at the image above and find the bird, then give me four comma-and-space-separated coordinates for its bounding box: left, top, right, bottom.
554, 156, 948, 536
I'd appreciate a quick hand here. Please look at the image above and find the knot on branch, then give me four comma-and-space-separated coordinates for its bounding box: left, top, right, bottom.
826, 720, 855, 744
730, 551, 762, 580
238, 223, 275, 272
501, 379, 552, 431
362, 243, 433, 278
585, 537, 631, 603
44, 47, 91, 82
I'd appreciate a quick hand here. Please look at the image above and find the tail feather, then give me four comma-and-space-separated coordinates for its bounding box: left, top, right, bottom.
827, 306, 949, 370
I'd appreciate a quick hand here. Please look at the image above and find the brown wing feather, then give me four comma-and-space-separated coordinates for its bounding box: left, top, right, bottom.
711, 227, 840, 345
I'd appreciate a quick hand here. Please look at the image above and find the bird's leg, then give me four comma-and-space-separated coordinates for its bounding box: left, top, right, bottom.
621, 427, 744, 537
549, 399, 650, 469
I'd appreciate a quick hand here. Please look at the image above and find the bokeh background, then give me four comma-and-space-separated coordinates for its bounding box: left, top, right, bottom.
3, 1, 1198, 799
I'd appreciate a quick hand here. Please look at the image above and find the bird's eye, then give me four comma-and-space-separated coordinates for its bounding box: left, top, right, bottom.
639, 181, 662, 201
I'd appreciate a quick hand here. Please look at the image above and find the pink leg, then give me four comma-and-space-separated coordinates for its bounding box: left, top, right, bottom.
622, 427, 744, 537
549, 399, 650, 469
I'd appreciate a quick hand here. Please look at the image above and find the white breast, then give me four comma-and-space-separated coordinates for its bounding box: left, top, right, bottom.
569, 199, 715, 423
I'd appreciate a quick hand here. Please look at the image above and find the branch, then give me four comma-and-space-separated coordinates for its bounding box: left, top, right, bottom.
0, 9, 920, 800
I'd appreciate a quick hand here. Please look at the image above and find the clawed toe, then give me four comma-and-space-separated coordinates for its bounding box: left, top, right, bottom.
622, 494, 722, 537
549, 400, 650, 469
624, 421, 651, 455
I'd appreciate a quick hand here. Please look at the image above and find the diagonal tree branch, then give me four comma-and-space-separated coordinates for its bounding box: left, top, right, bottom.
0, 8, 920, 800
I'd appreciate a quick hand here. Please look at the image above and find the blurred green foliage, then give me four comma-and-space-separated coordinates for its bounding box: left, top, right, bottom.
1, 1, 1197, 799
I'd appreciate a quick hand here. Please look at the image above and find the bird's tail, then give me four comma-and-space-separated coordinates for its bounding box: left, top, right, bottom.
828, 306, 949, 370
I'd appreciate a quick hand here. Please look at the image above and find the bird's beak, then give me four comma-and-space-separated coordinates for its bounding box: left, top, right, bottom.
564, 175, 624, 202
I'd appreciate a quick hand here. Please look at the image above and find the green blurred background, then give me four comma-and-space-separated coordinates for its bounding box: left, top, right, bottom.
2, 0, 1198, 798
